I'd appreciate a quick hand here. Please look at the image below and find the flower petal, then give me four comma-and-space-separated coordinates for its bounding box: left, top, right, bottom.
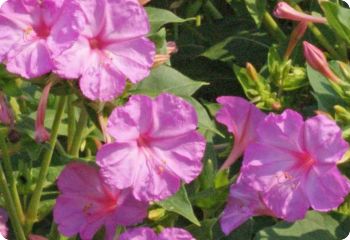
151, 132, 205, 183
305, 167, 350, 211
79, 51, 125, 101
106, 37, 155, 83
6, 39, 53, 78
256, 109, 304, 152
106, 95, 153, 141
0, 16, 22, 62
119, 227, 157, 240
151, 94, 198, 138
96, 142, 139, 190
158, 228, 195, 240
304, 115, 349, 164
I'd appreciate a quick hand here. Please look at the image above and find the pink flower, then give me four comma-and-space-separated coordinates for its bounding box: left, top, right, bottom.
216, 97, 265, 170
96, 94, 206, 201
242, 110, 350, 221
274, 2, 327, 24
303, 41, 341, 84
119, 227, 195, 240
53, 0, 155, 101
54, 162, 148, 240
0, 208, 8, 238
0, 0, 82, 79
220, 178, 276, 235
0, 93, 13, 126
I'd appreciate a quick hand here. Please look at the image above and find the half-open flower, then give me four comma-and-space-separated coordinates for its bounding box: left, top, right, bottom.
216, 96, 265, 170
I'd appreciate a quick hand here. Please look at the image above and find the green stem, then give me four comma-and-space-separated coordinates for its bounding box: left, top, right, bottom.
307, 22, 343, 60
69, 108, 88, 158
263, 12, 287, 43
0, 135, 25, 223
0, 165, 26, 240
67, 94, 75, 152
24, 96, 66, 234
203, 0, 223, 19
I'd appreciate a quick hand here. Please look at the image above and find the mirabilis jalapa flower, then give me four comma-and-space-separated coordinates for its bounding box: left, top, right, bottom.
0, 0, 82, 79
97, 94, 206, 201
119, 227, 195, 240
241, 110, 350, 221
53, 0, 156, 101
220, 177, 276, 235
54, 162, 148, 240
216, 96, 265, 170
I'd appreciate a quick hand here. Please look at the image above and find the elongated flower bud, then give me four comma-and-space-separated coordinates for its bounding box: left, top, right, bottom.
284, 21, 308, 59
246, 62, 259, 82
274, 2, 327, 24
303, 41, 341, 84
35, 82, 53, 143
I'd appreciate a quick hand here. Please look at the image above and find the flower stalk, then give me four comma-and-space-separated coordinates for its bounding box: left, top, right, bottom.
25, 96, 66, 234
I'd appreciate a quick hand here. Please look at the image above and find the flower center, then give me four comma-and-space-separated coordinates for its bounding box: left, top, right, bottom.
89, 37, 105, 50
297, 152, 315, 170
33, 23, 51, 39
137, 134, 150, 148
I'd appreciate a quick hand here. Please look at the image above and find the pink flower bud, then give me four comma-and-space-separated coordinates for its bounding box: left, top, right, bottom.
35, 82, 53, 143
274, 2, 327, 24
284, 21, 308, 59
29, 235, 47, 240
0, 93, 13, 127
303, 41, 341, 84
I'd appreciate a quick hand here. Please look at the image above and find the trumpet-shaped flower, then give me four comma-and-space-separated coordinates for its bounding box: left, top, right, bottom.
220, 178, 276, 235
53, 0, 155, 101
0, 0, 82, 78
216, 96, 265, 170
119, 227, 195, 240
242, 110, 350, 221
54, 162, 148, 240
274, 2, 327, 24
97, 94, 206, 201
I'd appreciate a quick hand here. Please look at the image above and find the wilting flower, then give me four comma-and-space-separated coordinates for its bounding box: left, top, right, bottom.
139, 0, 151, 5
274, 2, 327, 24
53, 0, 155, 101
119, 227, 195, 240
0, 208, 8, 239
242, 110, 350, 221
0, 0, 82, 78
54, 162, 148, 240
303, 41, 341, 83
28, 235, 47, 240
97, 94, 206, 201
153, 41, 178, 68
216, 96, 265, 170
0, 92, 13, 126
34, 80, 54, 143
220, 178, 275, 235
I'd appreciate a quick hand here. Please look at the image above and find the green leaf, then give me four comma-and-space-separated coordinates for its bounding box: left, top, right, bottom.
322, 2, 350, 45
146, 7, 187, 32
255, 211, 350, 240
133, 65, 208, 97
157, 185, 201, 226
244, 0, 266, 27
187, 218, 218, 240
307, 63, 346, 113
